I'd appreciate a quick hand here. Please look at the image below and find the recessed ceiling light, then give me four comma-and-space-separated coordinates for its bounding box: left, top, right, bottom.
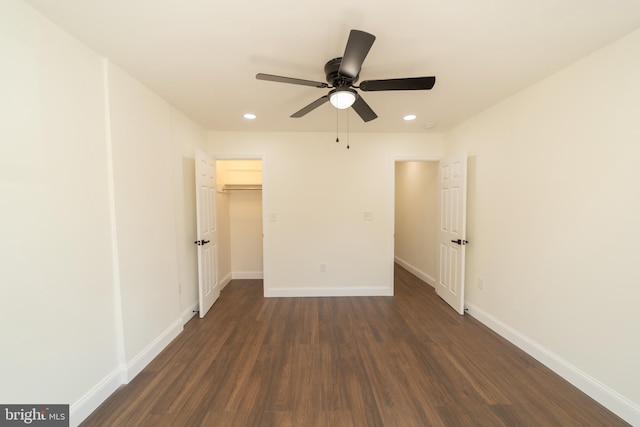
403, 114, 416, 121
243, 113, 256, 119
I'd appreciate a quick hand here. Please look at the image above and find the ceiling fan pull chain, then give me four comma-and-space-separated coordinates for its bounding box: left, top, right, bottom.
346, 109, 350, 149
336, 106, 340, 142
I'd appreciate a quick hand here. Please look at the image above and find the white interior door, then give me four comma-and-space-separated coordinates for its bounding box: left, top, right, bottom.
437, 153, 468, 314
195, 150, 219, 318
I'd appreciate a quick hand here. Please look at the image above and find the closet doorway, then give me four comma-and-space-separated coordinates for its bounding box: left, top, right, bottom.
216, 159, 264, 281
394, 160, 439, 287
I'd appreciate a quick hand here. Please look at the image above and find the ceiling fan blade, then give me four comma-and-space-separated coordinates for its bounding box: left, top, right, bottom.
291, 95, 330, 118
256, 73, 328, 88
338, 30, 376, 79
351, 94, 377, 122
359, 76, 436, 91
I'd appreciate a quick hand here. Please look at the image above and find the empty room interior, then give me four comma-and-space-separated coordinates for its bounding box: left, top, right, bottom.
2, 0, 640, 425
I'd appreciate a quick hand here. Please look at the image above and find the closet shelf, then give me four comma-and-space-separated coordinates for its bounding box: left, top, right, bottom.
222, 184, 262, 191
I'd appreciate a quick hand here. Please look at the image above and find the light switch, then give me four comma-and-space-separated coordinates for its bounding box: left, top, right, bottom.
363, 211, 373, 221
270, 213, 277, 222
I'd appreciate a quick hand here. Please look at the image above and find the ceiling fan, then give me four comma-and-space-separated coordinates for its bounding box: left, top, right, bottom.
256, 29, 436, 122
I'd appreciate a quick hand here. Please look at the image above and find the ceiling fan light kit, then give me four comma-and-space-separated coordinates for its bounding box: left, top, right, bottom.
256, 29, 436, 123
329, 88, 356, 109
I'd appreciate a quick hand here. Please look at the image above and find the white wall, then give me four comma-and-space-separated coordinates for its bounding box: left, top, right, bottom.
394, 161, 438, 285
1, 3, 208, 425
229, 190, 263, 277
209, 132, 444, 296
446, 29, 640, 424
107, 62, 182, 367
171, 109, 208, 321
107, 62, 210, 375
215, 161, 232, 286
0, 0, 118, 413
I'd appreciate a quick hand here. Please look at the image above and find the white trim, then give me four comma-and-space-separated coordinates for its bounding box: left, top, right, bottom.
69, 366, 124, 427
391, 157, 441, 297
213, 154, 266, 160
70, 317, 184, 426
123, 318, 183, 383
219, 271, 232, 290
231, 271, 264, 280
181, 302, 199, 325
211, 153, 269, 295
394, 256, 435, 287
466, 303, 640, 426
393, 155, 442, 162
265, 287, 393, 297
102, 59, 127, 385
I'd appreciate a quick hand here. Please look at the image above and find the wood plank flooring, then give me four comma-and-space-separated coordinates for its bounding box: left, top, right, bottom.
80, 265, 628, 426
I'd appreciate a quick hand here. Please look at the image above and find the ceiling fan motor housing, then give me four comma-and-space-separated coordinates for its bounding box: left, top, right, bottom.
256, 29, 434, 122
325, 57, 357, 87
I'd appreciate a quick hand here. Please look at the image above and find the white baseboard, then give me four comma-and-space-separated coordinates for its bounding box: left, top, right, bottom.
220, 272, 232, 290
69, 318, 183, 427
69, 317, 184, 426
69, 366, 124, 427
181, 302, 198, 325
231, 271, 263, 280
123, 318, 183, 383
466, 303, 640, 426
265, 287, 393, 297
394, 257, 436, 287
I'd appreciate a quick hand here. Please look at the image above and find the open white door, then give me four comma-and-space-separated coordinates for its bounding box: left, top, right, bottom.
437, 153, 468, 315
195, 150, 219, 318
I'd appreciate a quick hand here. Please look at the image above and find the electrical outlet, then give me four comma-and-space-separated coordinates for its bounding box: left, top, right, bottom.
478, 278, 484, 290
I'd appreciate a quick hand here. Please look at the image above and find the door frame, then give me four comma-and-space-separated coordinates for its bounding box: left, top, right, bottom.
391, 156, 442, 295
214, 154, 268, 295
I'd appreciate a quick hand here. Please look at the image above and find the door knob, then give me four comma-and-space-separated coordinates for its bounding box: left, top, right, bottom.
451, 239, 469, 245
194, 239, 211, 246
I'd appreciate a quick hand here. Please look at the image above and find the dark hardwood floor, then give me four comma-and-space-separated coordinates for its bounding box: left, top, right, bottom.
81, 265, 628, 426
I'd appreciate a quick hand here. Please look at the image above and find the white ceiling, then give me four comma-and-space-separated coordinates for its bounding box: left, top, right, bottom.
24, 0, 640, 133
